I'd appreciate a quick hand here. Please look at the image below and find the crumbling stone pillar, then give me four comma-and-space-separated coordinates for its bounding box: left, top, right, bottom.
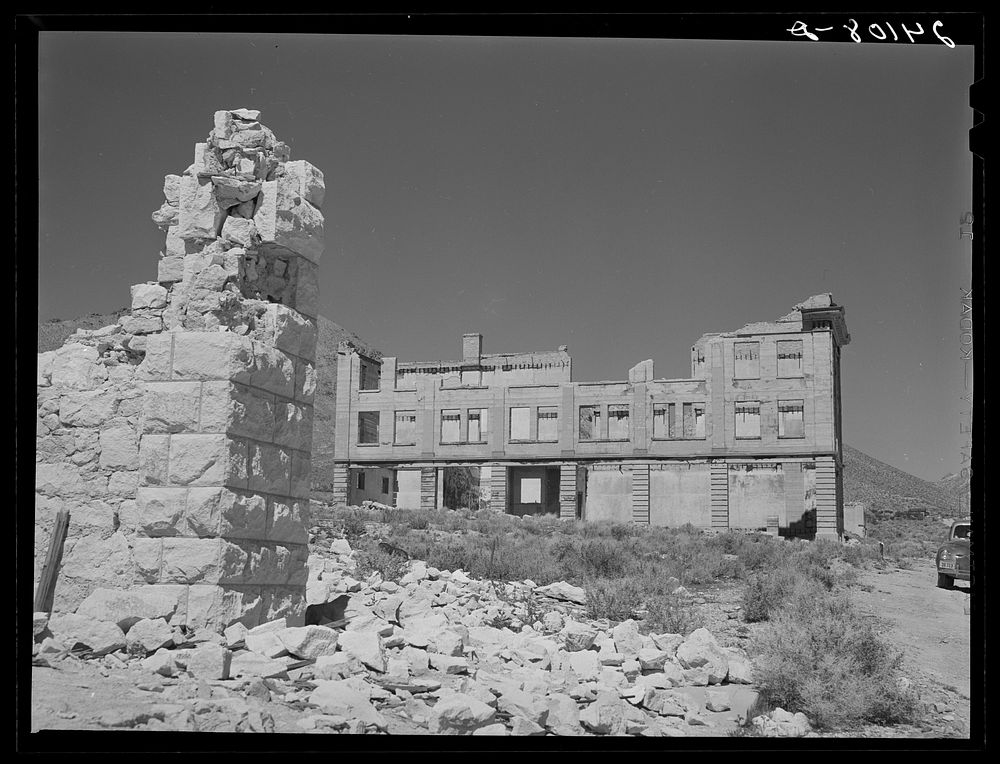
36, 109, 324, 630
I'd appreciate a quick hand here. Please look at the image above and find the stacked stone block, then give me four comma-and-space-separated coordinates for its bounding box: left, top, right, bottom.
36, 109, 325, 630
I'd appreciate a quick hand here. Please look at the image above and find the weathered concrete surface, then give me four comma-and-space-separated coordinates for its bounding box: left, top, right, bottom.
649, 464, 711, 528
584, 468, 632, 523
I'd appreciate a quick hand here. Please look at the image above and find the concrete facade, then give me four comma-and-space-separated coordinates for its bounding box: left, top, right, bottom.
330, 295, 850, 539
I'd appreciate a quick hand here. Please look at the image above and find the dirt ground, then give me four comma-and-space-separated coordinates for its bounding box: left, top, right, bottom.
846, 558, 973, 738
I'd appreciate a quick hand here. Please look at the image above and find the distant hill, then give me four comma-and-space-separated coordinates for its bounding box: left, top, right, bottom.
842, 444, 959, 520
38, 308, 131, 353
935, 471, 971, 503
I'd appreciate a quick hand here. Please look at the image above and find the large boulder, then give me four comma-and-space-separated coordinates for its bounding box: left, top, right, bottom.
48, 612, 126, 656
724, 647, 753, 684
752, 707, 812, 737
276, 625, 338, 659
561, 620, 598, 652
309, 680, 387, 730
535, 581, 586, 605
338, 629, 387, 673
427, 692, 496, 735
611, 619, 643, 658
125, 617, 174, 654
579, 690, 629, 735
675, 628, 729, 685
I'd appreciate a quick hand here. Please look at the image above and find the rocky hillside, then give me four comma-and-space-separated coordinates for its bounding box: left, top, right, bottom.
842, 445, 958, 519
935, 471, 971, 504
38, 308, 132, 353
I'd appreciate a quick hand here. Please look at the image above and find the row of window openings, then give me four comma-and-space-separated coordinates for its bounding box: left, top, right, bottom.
357, 409, 489, 446
361, 403, 803, 444
358, 401, 805, 446
357, 401, 805, 444
734, 340, 803, 379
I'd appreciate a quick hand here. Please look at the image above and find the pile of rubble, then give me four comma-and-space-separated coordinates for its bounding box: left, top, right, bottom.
33, 535, 770, 736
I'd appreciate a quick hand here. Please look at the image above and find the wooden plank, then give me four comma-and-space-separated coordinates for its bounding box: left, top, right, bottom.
34, 509, 70, 614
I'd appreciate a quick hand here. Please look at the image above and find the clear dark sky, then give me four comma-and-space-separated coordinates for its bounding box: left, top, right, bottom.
37, 32, 973, 481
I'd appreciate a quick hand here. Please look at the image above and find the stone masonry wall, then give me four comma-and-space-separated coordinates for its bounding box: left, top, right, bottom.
35, 109, 324, 631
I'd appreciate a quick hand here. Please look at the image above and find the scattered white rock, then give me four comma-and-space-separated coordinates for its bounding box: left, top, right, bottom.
675, 628, 729, 685
125, 618, 174, 654
428, 692, 496, 734
48, 612, 126, 656
535, 581, 586, 605
276, 625, 339, 659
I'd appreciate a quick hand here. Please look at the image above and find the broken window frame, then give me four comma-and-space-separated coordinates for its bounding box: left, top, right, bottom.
356, 471, 366, 490
359, 358, 381, 391
381, 476, 390, 494
693, 404, 706, 438
734, 341, 761, 379
608, 404, 630, 441
509, 406, 531, 441
776, 339, 804, 378
652, 403, 669, 439
393, 410, 417, 446
537, 406, 559, 442
778, 400, 805, 438
734, 401, 761, 439
357, 411, 380, 445
441, 409, 462, 444
467, 408, 488, 443
652, 402, 706, 439
579, 405, 601, 441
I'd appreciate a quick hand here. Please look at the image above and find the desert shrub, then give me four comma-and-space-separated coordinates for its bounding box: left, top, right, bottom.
742, 567, 801, 622
735, 535, 787, 572
751, 590, 921, 729
576, 538, 634, 578
404, 510, 431, 531
742, 574, 777, 623
585, 577, 643, 621
610, 522, 640, 541
354, 545, 410, 583
643, 593, 703, 635
340, 510, 368, 540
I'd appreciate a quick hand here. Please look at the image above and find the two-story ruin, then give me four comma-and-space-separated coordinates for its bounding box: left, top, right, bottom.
329, 294, 850, 539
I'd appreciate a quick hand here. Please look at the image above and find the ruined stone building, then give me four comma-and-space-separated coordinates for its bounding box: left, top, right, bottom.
35, 110, 323, 628
330, 295, 850, 539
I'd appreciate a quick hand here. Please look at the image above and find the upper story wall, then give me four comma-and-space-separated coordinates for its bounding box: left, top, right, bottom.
332, 296, 849, 465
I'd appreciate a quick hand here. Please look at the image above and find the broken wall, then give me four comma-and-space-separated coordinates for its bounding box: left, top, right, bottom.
35, 109, 325, 630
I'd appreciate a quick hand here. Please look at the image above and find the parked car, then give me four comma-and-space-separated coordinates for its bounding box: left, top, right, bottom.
935, 520, 971, 589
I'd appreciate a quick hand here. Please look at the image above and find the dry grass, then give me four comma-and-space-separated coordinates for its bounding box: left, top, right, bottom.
320, 504, 880, 634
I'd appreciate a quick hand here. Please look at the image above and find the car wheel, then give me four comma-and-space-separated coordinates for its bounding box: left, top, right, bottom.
937, 573, 954, 589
